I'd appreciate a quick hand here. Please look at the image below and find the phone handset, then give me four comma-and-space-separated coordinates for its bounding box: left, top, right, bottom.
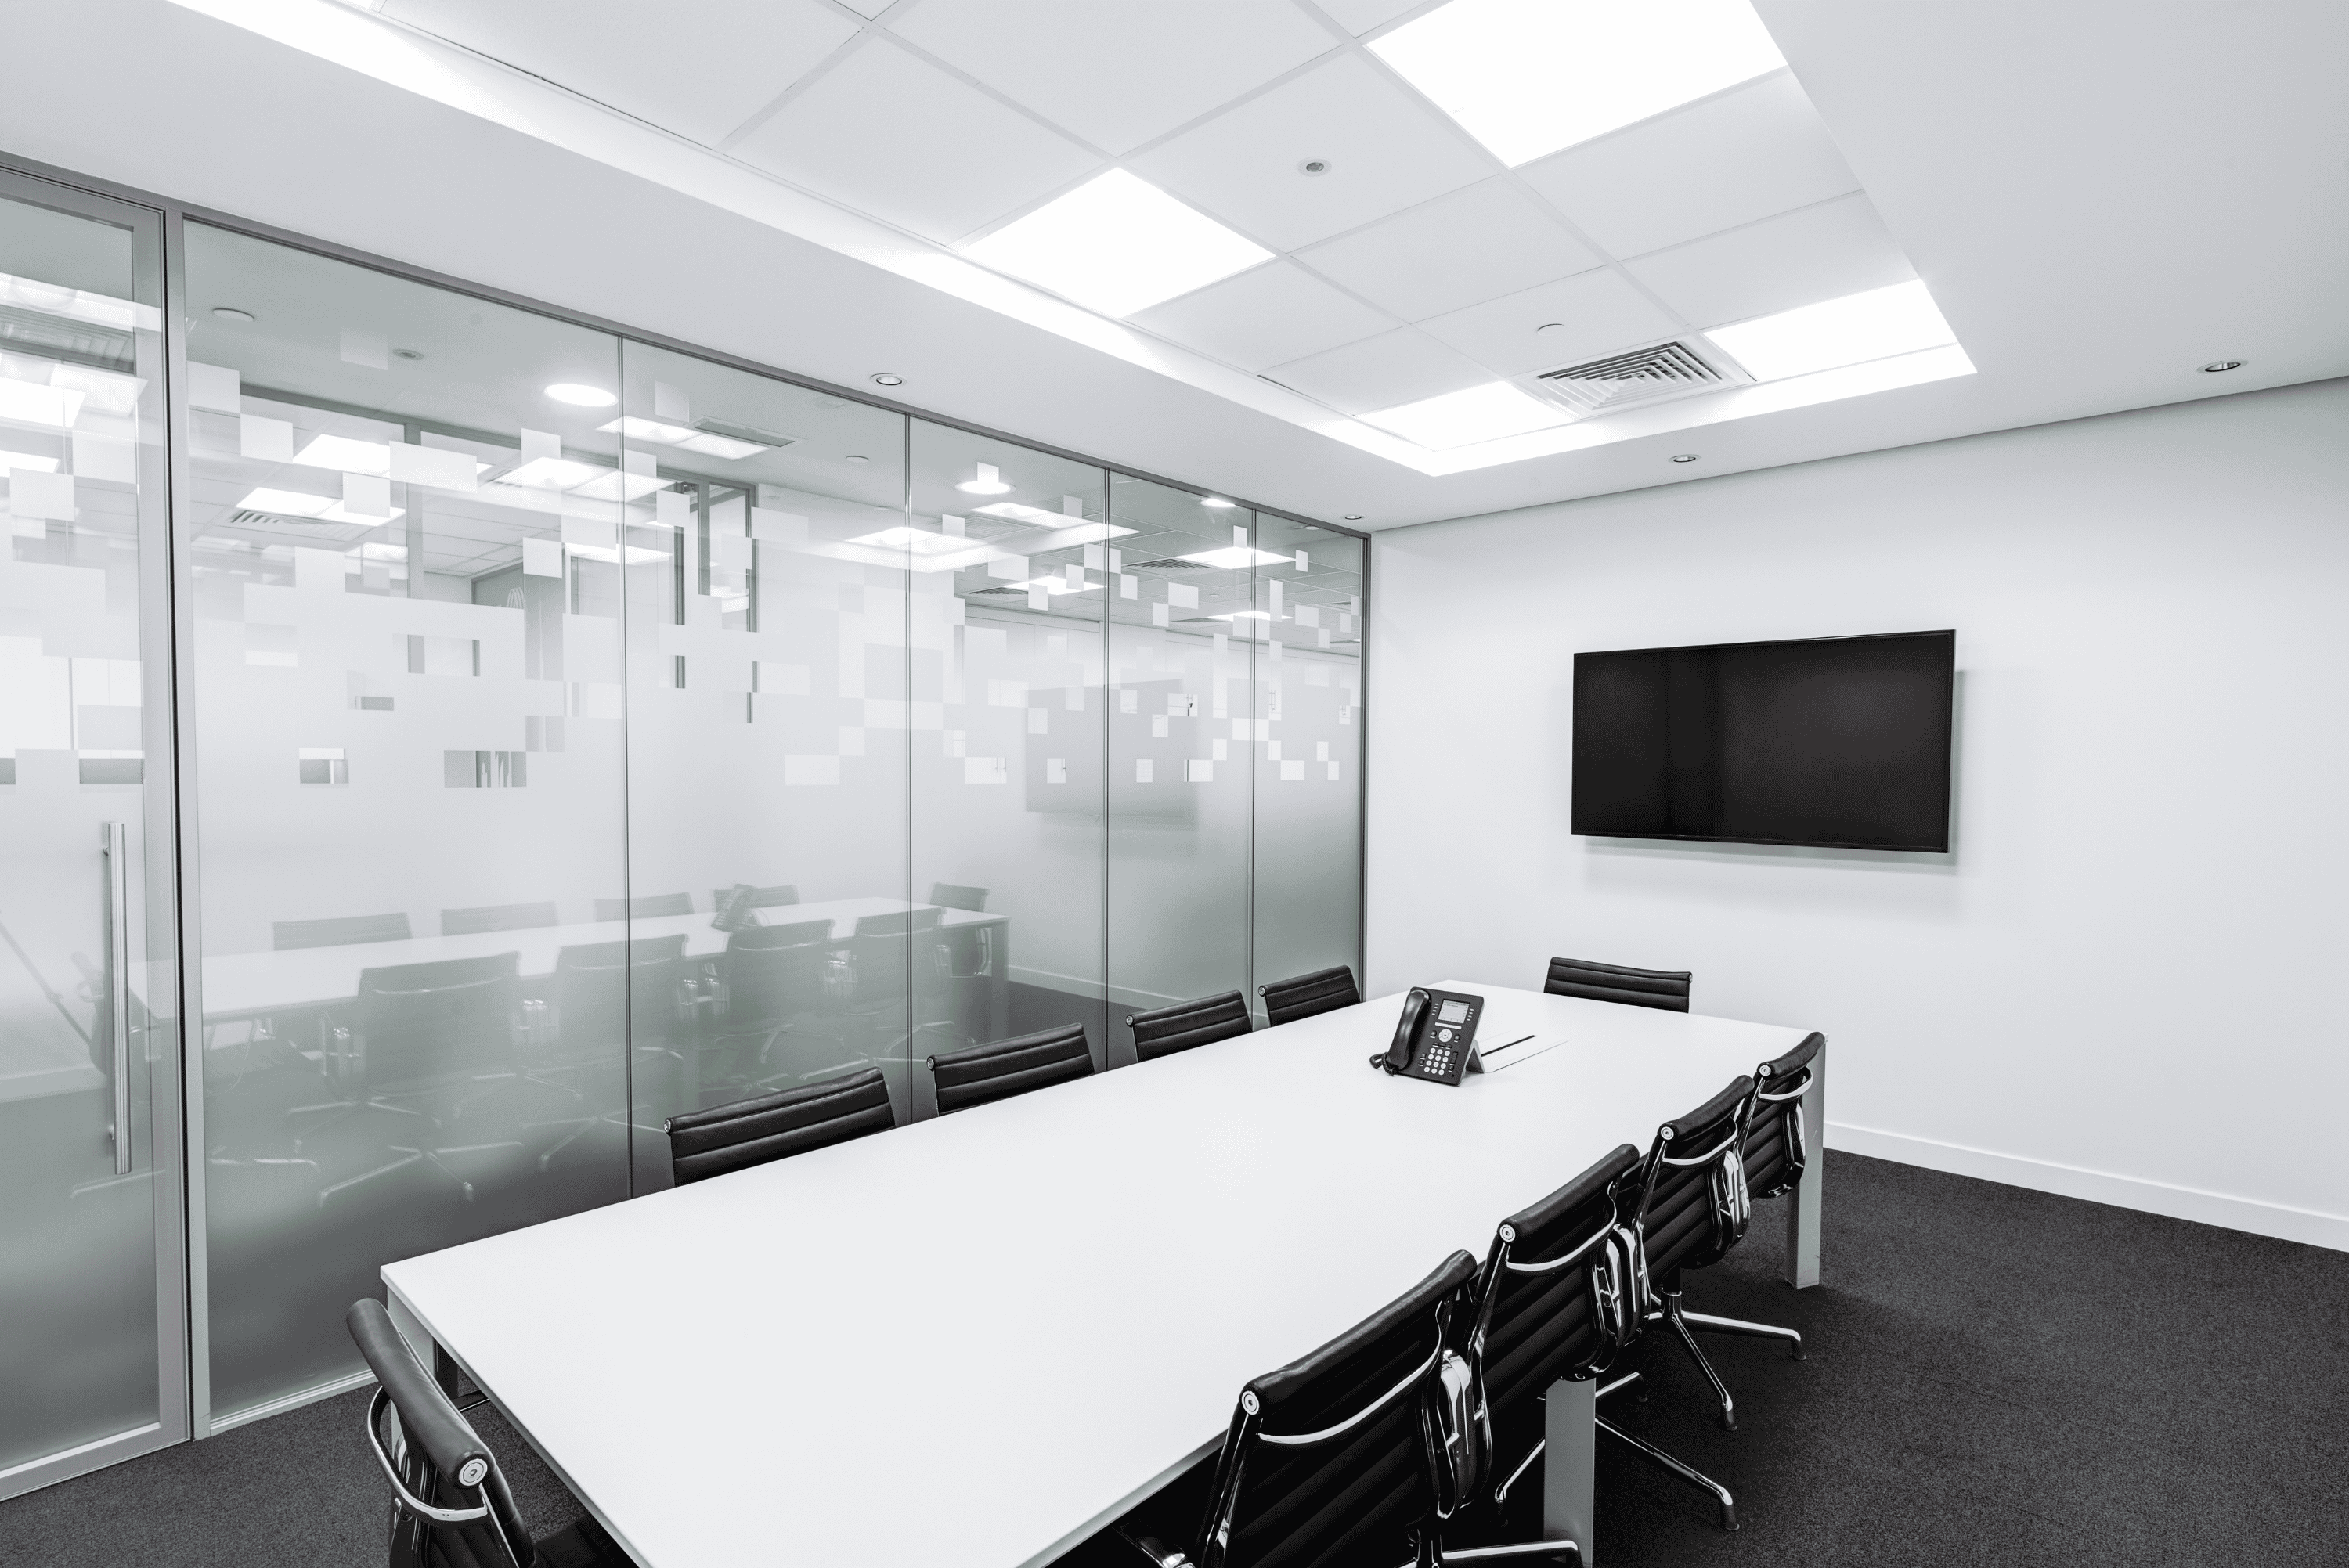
1374, 988, 1431, 1074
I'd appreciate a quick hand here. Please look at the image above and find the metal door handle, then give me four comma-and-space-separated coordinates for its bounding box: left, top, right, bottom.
103, 821, 132, 1176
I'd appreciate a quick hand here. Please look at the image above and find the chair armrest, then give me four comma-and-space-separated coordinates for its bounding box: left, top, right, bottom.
1113, 1527, 1196, 1567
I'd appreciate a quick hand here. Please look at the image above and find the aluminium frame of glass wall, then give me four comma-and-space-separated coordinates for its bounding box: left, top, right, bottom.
0, 148, 1369, 1461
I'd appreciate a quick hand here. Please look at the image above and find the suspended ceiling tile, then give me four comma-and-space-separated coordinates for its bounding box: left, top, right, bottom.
1262, 326, 1490, 415
889, 0, 1337, 157
1518, 74, 1862, 261
382, 0, 859, 149
1622, 193, 1916, 327
1315, 0, 1427, 34
730, 38, 1101, 243
1416, 268, 1684, 377
1128, 54, 1493, 251
1130, 261, 1398, 372
1297, 177, 1602, 323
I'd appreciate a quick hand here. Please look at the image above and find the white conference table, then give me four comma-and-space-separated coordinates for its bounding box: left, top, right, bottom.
382, 982, 1823, 1568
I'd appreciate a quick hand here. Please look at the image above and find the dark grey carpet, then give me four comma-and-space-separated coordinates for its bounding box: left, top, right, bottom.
4, 1152, 2343, 1566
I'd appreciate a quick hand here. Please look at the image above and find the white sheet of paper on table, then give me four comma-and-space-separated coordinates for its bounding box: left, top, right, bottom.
1475, 1036, 1569, 1071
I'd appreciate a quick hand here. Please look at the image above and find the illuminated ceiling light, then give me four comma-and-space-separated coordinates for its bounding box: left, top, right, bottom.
962, 169, 1274, 318
1358, 381, 1571, 449
0, 449, 63, 475
850, 525, 990, 559
1200, 496, 1236, 508
236, 486, 406, 524
293, 434, 392, 474
543, 383, 617, 407
493, 455, 665, 502
0, 271, 157, 331
597, 416, 770, 460
1702, 279, 1958, 382
1371, 0, 1785, 167
958, 463, 1012, 496
871, 373, 904, 387
1010, 576, 1104, 595
1177, 546, 1292, 569
0, 378, 85, 429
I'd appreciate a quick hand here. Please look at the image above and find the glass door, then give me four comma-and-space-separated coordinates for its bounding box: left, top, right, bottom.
0, 171, 187, 1497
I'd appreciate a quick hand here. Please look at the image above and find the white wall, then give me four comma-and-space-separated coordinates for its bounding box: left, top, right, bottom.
1367, 379, 2349, 1250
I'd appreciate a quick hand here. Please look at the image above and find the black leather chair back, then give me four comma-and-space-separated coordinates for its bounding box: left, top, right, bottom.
1741, 1031, 1824, 1202
348, 1299, 536, 1568
440, 902, 558, 936
1470, 1143, 1642, 1440
1190, 1250, 1478, 1568
716, 919, 832, 1034
847, 909, 943, 1011
1633, 1076, 1755, 1285
274, 912, 411, 950
352, 953, 521, 1090
594, 892, 693, 921
928, 882, 988, 912
1128, 989, 1251, 1062
1543, 956, 1690, 1011
665, 1067, 893, 1184
1257, 965, 1360, 1027
550, 934, 687, 1054
930, 1022, 1090, 1114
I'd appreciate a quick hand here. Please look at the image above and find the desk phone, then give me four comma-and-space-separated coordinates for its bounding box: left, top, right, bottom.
1372, 987, 1485, 1086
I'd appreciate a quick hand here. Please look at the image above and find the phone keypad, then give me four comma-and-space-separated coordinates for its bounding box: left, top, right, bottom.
1422, 1046, 1456, 1076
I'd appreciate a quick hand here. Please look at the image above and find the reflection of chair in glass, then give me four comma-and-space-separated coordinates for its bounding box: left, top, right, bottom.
663, 1066, 893, 1184
525, 935, 688, 1167
594, 892, 694, 921
1258, 964, 1362, 1027
929, 1022, 1091, 1115
291, 953, 530, 1206
927, 882, 987, 911
1126, 989, 1253, 1062
440, 901, 558, 936
346, 1299, 630, 1568
698, 919, 837, 1101
709, 884, 799, 910
842, 908, 965, 1062
272, 912, 411, 950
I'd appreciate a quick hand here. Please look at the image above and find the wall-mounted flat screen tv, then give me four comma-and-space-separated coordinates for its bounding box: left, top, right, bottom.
1572, 630, 1955, 852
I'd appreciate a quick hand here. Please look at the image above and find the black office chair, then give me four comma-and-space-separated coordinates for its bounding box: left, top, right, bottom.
709, 884, 799, 912
840, 908, 964, 1062
1127, 990, 1251, 1063
1469, 1144, 1736, 1531
1542, 957, 1690, 1012
293, 953, 531, 1206
929, 1022, 1091, 1115
525, 935, 688, 1168
1117, 1250, 1577, 1568
273, 912, 411, 950
663, 1066, 893, 1185
594, 892, 693, 921
1257, 964, 1360, 1027
927, 881, 988, 912
347, 1299, 628, 1568
1628, 1076, 1763, 1430
441, 902, 559, 936
695, 919, 839, 1100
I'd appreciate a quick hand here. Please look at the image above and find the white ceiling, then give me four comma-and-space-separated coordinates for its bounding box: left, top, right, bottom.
9, 0, 2347, 530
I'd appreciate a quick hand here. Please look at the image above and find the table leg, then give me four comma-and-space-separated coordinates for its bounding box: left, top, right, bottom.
1784, 1051, 1824, 1289
1543, 1376, 1597, 1565
987, 924, 1010, 1041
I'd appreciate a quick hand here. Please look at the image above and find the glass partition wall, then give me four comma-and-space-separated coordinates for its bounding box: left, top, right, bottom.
0, 166, 1366, 1454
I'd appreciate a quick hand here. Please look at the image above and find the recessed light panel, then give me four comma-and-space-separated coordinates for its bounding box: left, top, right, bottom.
1358, 381, 1572, 449
1371, 0, 1786, 167
962, 169, 1274, 318
598, 416, 770, 460
1702, 279, 1959, 382
1177, 546, 1293, 569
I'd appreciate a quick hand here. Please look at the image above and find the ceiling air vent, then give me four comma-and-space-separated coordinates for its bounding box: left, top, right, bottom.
1127, 557, 1214, 571
1532, 340, 1739, 417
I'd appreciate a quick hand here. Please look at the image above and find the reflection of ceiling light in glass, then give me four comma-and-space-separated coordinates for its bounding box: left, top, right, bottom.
236, 486, 406, 524
1177, 546, 1293, 569
957, 463, 1012, 495
850, 526, 983, 558
1702, 280, 1960, 382
293, 434, 391, 474
1201, 496, 1236, 508
0, 271, 158, 332
494, 455, 665, 501
1210, 609, 1274, 620
597, 416, 770, 460
1372, 0, 1785, 167
0, 378, 85, 429
544, 383, 617, 407
1359, 382, 1571, 449
1010, 577, 1103, 596
971, 501, 1135, 542
962, 169, 1274, 318
0, 449, 61, 475
565, 542, 669, 565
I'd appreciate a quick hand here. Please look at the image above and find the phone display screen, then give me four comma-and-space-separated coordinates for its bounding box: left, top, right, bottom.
1436, 1000, 1470, 1025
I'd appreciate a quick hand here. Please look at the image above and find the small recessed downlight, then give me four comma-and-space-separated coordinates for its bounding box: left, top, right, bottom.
1299, 159, 1332, 176
544, 383, 617, 407
1671, 453, 1700, 463
846, 454, 870, 464
211, 307, 255, 323
871, 373, 904, 387
1343, 514, 1364, 521
393, 348, 424, 362
2199, 360, 2243, 373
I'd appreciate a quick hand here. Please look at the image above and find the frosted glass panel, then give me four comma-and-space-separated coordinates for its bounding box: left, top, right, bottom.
183, 224, 630, 1417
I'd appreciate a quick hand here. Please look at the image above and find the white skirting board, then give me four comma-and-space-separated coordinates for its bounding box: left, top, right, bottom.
1826, 1121, 2349, 1253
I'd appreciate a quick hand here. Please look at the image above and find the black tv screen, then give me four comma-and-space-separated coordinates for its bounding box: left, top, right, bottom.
1572, 630, 1954, 852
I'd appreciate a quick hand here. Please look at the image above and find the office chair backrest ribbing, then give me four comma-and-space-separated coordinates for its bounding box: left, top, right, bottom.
1471, 1143, 1644, 1438
1633, 1076, 1755, 1285
551, 935, 687, 1053
928, 882, 988, 912
352, 953, 521, 1088
1543, 957, 1690, 1012
441, 902, 559, 936
1257, 965, 1361, 1027
929, 1022, 1091, 1114
1186, 1250, 1479, 1568
1127, 990, 1252, 1062
1742, 1031, 1824, 1202
716, 920, 832, 1033
848, 909, 943, 1011
709, 884, 799, 912
664, 1067, 894, 1184
347, 1299, 536, 1568
275, 912, 412, 950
